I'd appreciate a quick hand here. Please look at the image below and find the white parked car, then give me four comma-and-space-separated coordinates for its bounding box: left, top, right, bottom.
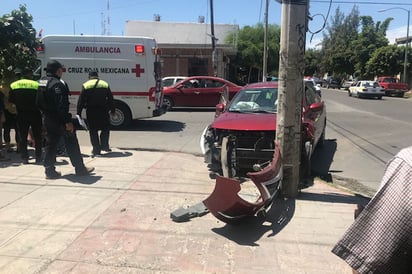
304, 78, 322, 96
348, 80, 384, 99
162, 76, 187, 87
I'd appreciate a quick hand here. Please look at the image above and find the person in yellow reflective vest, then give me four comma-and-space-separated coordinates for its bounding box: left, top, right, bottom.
9, 67, 43, 164
77, 71, 115, 157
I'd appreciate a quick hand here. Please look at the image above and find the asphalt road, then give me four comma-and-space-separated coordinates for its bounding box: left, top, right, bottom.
311, 88, 412, 196
76, 90, 412, 197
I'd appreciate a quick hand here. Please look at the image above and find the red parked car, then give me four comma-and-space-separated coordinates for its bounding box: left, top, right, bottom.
201, 81, 327, 179
162, 76, 242, 110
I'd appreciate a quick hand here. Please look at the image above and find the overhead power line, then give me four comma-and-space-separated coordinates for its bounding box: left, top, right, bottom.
311, 1, 412, 6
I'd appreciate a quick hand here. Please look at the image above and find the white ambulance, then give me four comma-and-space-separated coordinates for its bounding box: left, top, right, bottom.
36, 35, 165, 128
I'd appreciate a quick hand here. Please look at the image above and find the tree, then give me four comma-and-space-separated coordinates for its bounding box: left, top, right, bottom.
304, 48, 322, 77
351, 16, 392, 79
226, 23, 281, 84
320, 6, 360, 78
366, 45, 408, 76
0, 4, 38, 83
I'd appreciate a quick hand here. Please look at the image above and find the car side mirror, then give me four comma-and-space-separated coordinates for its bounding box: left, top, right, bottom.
215, 103, 225, 117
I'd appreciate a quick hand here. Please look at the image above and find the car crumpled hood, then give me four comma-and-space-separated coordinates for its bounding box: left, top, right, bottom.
211, 111, 277, 131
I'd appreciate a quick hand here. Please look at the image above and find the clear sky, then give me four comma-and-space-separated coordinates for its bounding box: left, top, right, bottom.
1, 0, 411, 47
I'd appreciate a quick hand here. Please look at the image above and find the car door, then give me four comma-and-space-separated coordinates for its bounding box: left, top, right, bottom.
171, 78, 202, 107
198, 79, 228, 106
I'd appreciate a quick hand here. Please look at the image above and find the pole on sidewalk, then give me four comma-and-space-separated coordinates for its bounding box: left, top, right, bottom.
262, 0, 269, 82
210, 0, 217, 76
276, 0, 309, 198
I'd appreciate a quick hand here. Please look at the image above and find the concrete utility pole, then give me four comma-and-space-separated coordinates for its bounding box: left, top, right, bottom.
262, 0, 269, 82
210, 0, 217, 76
276, 0, 309, 198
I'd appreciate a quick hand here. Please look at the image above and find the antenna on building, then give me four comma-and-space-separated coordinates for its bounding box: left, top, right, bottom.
101, 12, 106, 35
101, 0, 111, 35
107, 0, 111, 35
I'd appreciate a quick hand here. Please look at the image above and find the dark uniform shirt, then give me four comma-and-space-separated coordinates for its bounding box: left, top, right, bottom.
39, 74, 72, 124
77, 78, 114, 114
9, 79, 40, 113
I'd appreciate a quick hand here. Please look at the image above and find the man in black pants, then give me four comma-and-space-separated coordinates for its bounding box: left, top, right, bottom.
9, 67, 42, 164
77, 71, 115, 157
38, 60, 94, 179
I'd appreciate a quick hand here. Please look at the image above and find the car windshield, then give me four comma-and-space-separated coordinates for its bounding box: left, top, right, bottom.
364, 81, 380, 88
228, 87, 278, 113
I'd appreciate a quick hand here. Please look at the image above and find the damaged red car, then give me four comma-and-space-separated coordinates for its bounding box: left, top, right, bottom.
201, 80, 327, 180
180, 81, 327, 224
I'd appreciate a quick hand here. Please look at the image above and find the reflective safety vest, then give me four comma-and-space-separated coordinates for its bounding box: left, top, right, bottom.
10, 79, 39, 91
82, 79, 109, 90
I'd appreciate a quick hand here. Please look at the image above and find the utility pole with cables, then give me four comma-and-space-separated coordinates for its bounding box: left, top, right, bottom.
263, 0, 269, 82
276, 0, 309, 198
210, 0, 217, 76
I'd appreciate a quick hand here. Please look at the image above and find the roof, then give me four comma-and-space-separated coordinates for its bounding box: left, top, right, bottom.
125, 20, 238, 45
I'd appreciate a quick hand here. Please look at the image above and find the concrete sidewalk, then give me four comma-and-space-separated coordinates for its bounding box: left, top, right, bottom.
0, 146, 369, 273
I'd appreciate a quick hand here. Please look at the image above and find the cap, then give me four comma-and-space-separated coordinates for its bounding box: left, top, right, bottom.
88, 71, 99, 77
46, 60, 64, 73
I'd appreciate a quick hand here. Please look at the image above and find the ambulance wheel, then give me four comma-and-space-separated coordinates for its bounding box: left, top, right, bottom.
111, 102, 131, 128
163, 96, 174, 110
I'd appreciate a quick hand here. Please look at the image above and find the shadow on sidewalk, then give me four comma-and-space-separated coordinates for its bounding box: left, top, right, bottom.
64, 174, 102, 185
298, 191, 370, 205
311, 138, 338, 182
117, 119, 186, 133
211, 198, 295, 246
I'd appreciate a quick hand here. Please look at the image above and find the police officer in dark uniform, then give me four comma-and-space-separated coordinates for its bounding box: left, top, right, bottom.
9, 67, 42, 164
39, 60, 94, 179
77, 71, 115, 157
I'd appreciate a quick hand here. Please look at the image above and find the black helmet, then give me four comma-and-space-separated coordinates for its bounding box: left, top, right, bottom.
46, 60, 64, 73
88, 70, 99, 78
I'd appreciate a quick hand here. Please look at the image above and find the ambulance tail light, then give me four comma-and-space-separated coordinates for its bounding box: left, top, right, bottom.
149, 83, 163, 108
149, 87, 156, 102
135, 44, 144, 55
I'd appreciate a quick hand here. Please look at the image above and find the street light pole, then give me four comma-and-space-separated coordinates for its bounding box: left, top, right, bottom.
405, 9, 410, 84
379, 7, 410, 84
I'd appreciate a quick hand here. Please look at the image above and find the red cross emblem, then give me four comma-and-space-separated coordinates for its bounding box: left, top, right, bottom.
132, 64, 145, 78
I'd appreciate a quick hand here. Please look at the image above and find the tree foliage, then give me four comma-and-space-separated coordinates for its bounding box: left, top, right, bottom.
226, 23, 280, 84
306, 5, 405, 81
319, 6, 360, 78
366, 45, 408, 76
351, 16, 391, 78
0, 4, 38, 82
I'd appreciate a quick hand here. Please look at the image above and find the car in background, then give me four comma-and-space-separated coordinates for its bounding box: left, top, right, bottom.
304, 78, 322, 96
322, 76, 341, 89
348, 80, 384, 99
162, 76, 187, 87
341, 80, 354, 90
201, 80, 326, 179
162, 76, 242, 110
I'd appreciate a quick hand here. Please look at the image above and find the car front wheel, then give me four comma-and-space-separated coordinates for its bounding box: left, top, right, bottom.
300, 141, 312, 180
163, 96, 174, 110
221, 136, 236, 178
110, 101, 132, 128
